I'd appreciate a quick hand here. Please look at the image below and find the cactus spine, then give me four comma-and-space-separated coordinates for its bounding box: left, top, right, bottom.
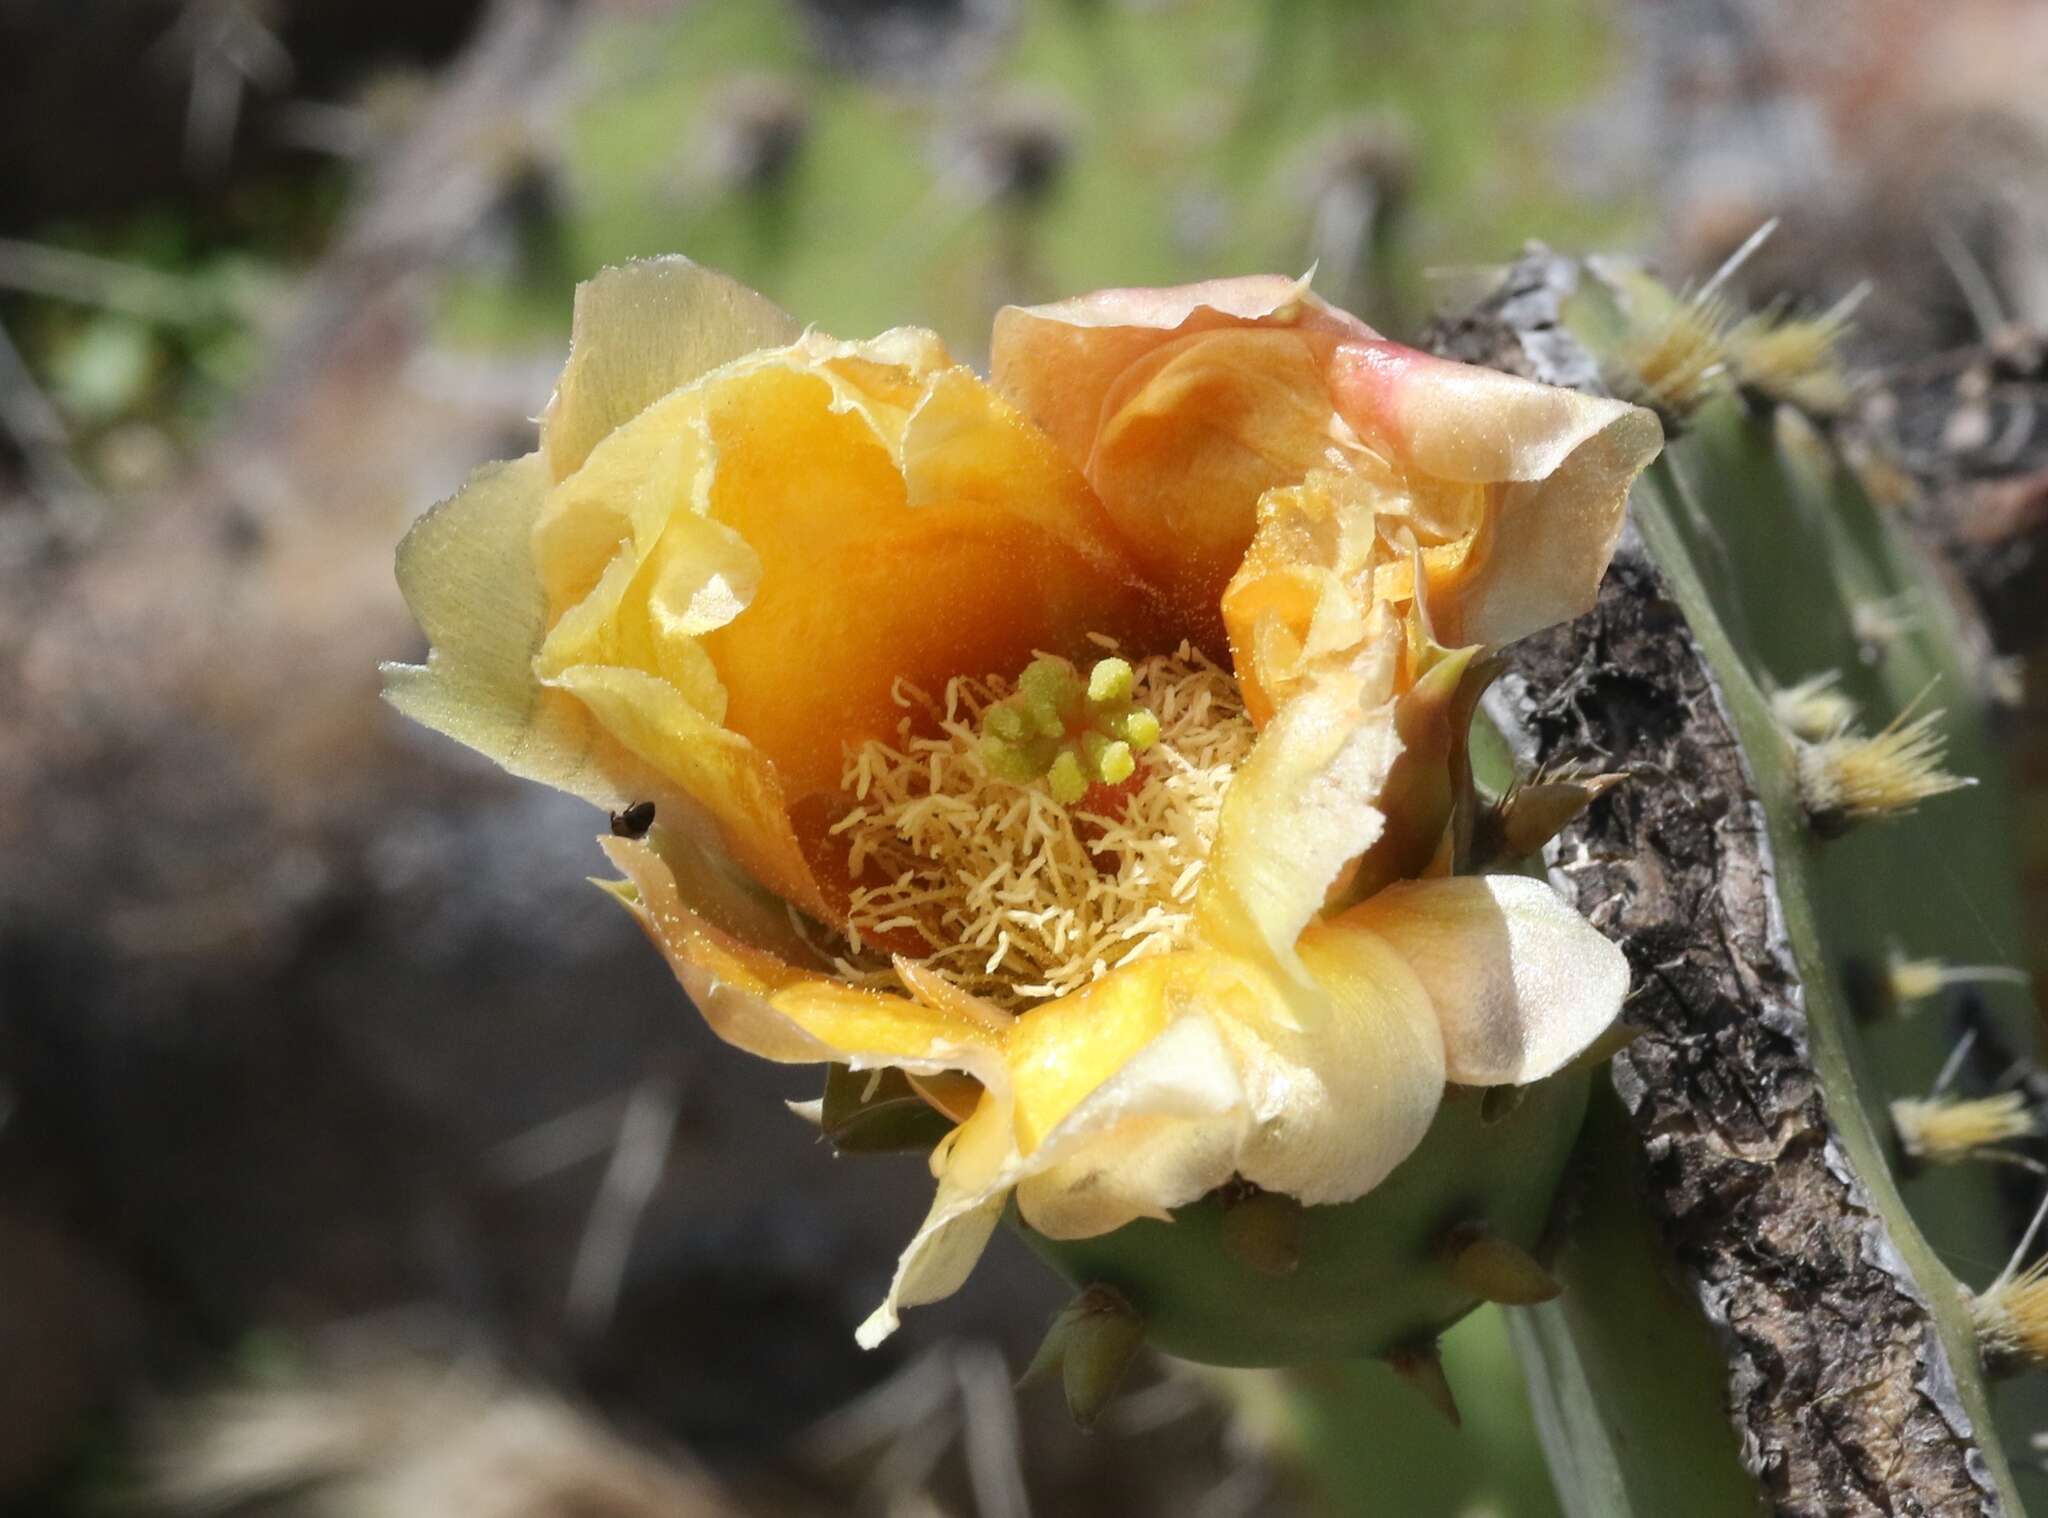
1437, 247, 2045, 1515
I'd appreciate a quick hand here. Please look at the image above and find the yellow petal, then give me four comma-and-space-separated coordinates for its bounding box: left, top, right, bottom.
1328, 340, 1663, 646
607, 833, 1045, 1354
1220, 469, 1404, 725
541, 256, 801, 483
1226, 913, 1447, 1204
857, 1095, 1015, 1348
1223, 498, 1493, 910
1195, 662, 1403, 984
604, 836, 1005, 1079
863, 957, 1254, 1346
383, 454, 674, 811
687, 355, 1163, 803
1010, 1012, 1250, 1240
893, 957, 1016, 1040
906, 1069, 985, 1125
527, 335, 1165, 916
552, 664, 825, 918
528, 376, 829, 916
863, 934, 1455, 1340
1334, 874, 1629, 1085
534, 395, 736, 650
1002, 953, 1250, 1154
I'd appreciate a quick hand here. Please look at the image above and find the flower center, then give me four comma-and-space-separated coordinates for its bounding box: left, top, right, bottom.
832, 639, 1254, 1011
978, 653, 1163, 802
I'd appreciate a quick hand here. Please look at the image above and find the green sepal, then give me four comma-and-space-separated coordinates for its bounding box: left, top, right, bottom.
1021, 1284, 1146, 1430
816, 1064, 954, 1154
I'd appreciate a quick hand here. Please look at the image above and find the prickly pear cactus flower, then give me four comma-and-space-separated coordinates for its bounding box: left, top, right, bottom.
384, 260, 1663, 1350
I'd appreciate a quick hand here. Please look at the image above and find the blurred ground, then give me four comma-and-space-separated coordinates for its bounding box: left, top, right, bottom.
2, 2, 2047, 1515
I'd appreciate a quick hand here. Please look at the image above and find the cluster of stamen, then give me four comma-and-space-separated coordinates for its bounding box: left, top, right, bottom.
831, 640, 1253, 1011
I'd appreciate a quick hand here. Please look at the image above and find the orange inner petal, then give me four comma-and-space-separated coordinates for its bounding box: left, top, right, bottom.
696, 364, 1169, 804
1085, 327, 1345, 651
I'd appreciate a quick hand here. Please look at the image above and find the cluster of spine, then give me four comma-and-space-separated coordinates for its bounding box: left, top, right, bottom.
1589, 223, 1864, 434
1586, 232, 2047, 1497
1889, 1022, 2041, 1174
1906, 1014, 2048, 1378
1789, 690, 1976, 836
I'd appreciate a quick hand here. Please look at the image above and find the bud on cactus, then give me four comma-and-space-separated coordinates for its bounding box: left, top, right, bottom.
1020, 1284, 1147, 1430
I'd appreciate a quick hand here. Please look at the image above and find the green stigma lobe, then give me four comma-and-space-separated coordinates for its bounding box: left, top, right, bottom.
1087, 657, 1134, 704
1048, 750, 1089, 804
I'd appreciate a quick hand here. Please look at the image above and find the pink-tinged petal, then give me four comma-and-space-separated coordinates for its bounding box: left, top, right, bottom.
1334, 873, 1630, 1086
1327, 340, 1664, 646
1080, 327, 1351, 645
989, 274, 1372, 479
1005, 273, 1342, 334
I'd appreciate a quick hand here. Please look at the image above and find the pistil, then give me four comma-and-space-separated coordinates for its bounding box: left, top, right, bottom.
979, 655, 1163, 803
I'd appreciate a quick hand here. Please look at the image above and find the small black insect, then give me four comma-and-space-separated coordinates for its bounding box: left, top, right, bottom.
609, 800, 657, 839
